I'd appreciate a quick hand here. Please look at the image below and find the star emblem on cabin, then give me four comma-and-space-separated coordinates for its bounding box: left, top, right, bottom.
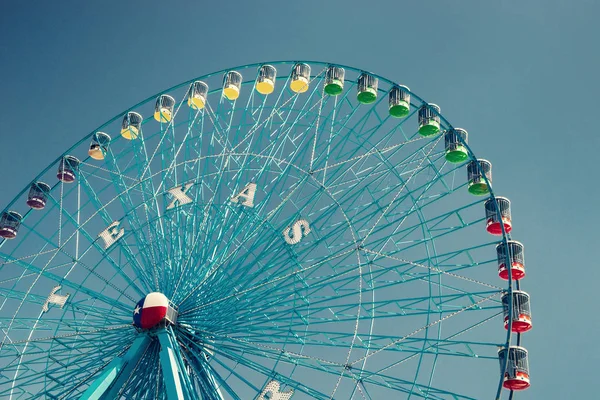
133, 305, 141, 315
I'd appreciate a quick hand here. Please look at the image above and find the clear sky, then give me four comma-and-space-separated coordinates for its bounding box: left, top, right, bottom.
0, 0, 598, 398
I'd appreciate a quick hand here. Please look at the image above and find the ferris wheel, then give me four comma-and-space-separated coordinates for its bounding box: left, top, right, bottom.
0, 61, 533, 399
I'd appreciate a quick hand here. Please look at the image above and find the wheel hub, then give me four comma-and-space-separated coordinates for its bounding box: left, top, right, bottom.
132, 292, 177, 330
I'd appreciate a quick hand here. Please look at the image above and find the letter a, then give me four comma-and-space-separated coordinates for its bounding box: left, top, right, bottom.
283, 219, 311, 245
167, 182, 194, 210
98, 221, 125, 249
231, 183, 257, 207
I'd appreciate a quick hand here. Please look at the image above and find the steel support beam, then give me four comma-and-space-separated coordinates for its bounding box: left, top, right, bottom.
80, 334, 151, 400
157, 328, 195, 400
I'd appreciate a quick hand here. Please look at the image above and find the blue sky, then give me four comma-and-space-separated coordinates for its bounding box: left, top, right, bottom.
0, 1, 598, 398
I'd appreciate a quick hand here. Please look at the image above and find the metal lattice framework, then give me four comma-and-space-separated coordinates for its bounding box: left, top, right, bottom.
0, 61, 529, 399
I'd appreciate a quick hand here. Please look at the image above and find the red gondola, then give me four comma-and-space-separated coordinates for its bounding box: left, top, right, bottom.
499, 346, 530, 391
502, 291, 532, 333
496, 240, 525, 280
485, 197, 512, 235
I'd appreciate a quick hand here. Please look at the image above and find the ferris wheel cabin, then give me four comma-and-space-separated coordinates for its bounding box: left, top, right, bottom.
502, 290, 532, 333
223, 71, 243, 101
498, 346, 531, 391
388, 85, 411, 118
88, 132, 111, 161
56, 156, 80, 183
324, 66, 345, 96
418, 103, 441, 136
484, 197, 512, 235
188, 81, 209, 110
0, 211, 22, 239
154, 95, 175, 123
121, 112, 143, 140
467, 159, 492, 196
290, 63, 311, 93
444, 128, 469, 163
255, 65, 277, 95
27, 182, 51, 210
496, 240, 526, 280
357, 73, 378, 104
